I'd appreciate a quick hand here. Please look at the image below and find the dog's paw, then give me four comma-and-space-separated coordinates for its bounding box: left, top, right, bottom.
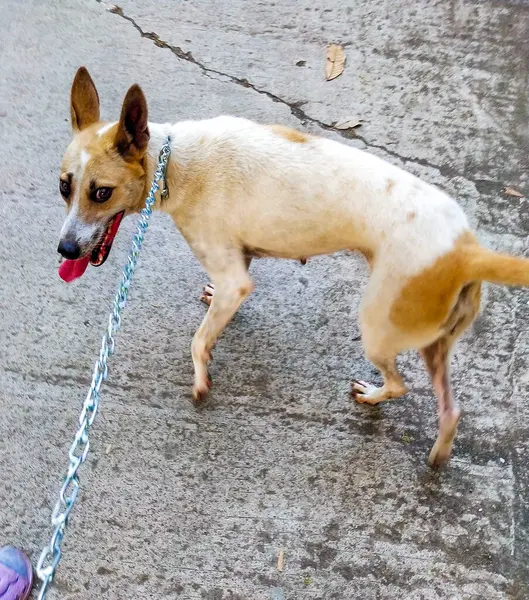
350, 379, 382, 405
193, 375, 212, 405
428, 408, 461, 468
200, 283, 215, 307
428, 443, 451, 469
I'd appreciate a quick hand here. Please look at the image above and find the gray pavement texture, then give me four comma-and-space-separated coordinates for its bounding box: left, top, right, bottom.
0, 0, 528, 598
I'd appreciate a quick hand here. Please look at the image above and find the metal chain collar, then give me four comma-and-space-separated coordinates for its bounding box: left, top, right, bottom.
36, 138, 172, 598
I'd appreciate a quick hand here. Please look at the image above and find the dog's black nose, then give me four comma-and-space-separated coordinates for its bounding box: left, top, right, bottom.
57, 239, 81, 260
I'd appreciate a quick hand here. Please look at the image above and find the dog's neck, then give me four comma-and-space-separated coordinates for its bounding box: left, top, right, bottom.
142, 122, 187, 213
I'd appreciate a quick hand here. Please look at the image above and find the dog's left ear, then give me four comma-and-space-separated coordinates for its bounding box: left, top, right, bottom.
115, 84, 150, 159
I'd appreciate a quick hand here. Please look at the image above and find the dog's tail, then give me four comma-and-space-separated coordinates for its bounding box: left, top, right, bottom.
463, 244, 529, 287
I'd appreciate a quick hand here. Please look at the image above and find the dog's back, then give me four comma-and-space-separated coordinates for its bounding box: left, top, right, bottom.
167, 116, 470, 269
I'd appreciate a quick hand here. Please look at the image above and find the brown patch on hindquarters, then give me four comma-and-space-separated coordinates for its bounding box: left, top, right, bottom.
407, 211, 416, 222
268, 124, 310, 144
386, 179, 396, 194
390, 231, 477, 333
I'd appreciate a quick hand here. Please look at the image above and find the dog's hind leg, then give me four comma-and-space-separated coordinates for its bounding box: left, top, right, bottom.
191, 248, 254, 402
351, 354, 408, 405
351, 307, 408, 404
421, 337, 460, 467
421, 282, 481, 466
351, 284, 410, 405
200, 282, 216, 306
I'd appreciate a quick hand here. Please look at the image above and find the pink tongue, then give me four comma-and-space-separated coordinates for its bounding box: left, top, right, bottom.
58, 255, 91, 283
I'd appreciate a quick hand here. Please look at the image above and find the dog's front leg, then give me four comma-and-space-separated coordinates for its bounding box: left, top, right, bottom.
200, 255, 253, 307
199, 256, 308, 307
191, 250, 254, 402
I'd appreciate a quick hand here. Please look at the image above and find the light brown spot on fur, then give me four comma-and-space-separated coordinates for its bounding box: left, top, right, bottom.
407, 211, 416, 222
390, 231, 477, 333
386, 179, 396, 194
268, 125, 309, 144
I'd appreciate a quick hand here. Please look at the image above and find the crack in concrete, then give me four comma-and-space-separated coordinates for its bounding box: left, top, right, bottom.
505, 290, 525, 425
97, 1, 503, 192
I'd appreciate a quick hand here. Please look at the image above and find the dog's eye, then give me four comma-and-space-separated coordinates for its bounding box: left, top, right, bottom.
93, 187, 113, 203
59, 179, 71, 198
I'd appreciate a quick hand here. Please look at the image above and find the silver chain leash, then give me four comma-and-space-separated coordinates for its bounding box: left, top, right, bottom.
36, 138, 171, 598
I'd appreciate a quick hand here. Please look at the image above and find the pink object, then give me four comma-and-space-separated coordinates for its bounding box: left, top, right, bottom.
58, 255, 91, 283
57, 211, 125, 283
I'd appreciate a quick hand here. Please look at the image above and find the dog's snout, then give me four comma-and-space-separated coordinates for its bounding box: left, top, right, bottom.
57, 239, 81, 260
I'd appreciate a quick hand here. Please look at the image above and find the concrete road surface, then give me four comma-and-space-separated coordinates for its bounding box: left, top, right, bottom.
1, 1, 528, 598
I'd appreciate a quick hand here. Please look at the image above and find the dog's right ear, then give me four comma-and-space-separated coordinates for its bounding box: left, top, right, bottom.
70, 67, 100, 132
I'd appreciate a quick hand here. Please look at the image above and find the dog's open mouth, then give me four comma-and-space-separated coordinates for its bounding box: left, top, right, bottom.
90, 211, 125, 267
58, 211, 124, 283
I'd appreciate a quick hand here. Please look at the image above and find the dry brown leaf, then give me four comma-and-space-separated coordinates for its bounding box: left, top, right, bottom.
277, 549, 285, 572
325, 44, 345, 81
334, 116, 362, 130
504, 186, 525, 198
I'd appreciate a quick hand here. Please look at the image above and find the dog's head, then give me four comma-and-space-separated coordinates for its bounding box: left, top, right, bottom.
57, 67, 150, 280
